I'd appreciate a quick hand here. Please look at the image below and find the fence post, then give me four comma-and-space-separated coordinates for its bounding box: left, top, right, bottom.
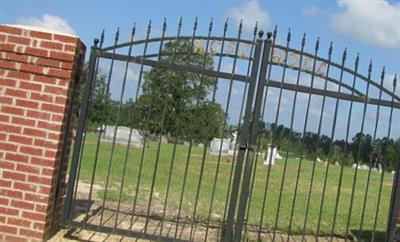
221, 32, 263, 242
222, 30, 274, 242
63, 39, 98, 222
233, 31, 273, 241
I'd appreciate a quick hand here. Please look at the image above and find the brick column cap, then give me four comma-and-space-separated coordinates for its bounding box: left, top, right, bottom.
2, 24, 78, 38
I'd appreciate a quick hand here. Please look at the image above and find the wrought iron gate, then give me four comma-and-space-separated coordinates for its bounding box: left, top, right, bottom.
63, 19, 400, 241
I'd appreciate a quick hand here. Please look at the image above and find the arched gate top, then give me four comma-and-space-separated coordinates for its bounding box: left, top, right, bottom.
95, 20, 399, 107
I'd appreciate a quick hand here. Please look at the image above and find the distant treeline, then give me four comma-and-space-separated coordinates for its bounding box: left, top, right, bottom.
256, 123, 400, 171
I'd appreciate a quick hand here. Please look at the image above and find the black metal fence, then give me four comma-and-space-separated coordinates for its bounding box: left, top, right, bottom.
63, 19, 400, 242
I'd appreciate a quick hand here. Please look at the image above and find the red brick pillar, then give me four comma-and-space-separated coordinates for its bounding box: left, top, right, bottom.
0, 25, 85, 242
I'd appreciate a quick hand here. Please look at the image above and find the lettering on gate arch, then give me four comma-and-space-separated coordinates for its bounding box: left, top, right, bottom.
194, 39, 205, 53
226, 41, 236, 55
193, 39, 251, 59
272, 49, 327, 78
301, 57, 313, 72
288, 52, 300, 68
210, 40, 220, 54
316, 62, 327, 77
239, 43, 250, 59
272, 49, 285, 64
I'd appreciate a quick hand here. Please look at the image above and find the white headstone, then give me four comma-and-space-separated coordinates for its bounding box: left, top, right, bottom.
264, 146, 278, 166
230, 131, 238, 150
129, 129, 144, 146
377, 163, 382, 173
275, 151, 283, 159
103, 125, 144, 146
232, 131, 238, 142
210, 138, 231, 154
161, 136, 168, 143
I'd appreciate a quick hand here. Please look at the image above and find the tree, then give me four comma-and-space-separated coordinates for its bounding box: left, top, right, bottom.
331, 144, 342, 164
135, 40, 226, 142
303, 132, 319, 158
319, 135, 332, 158
351, 133, 373, 164
73, 63, 115, 128
180, 101, 225, 142
87, 72, 115, 127
118, 98, 142, 128
386, 139, 400, 170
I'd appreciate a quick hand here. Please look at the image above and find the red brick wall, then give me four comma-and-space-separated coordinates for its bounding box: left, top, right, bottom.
0, 25, 85, 242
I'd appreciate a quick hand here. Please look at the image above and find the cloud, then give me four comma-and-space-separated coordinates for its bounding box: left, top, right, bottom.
302, 4, 323, 17
330, 0, 400, 49
16, 14, 76, 35
228, 0, 270, 31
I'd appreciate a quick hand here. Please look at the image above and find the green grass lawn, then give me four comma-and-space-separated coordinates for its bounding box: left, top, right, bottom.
73, 133, 393, 238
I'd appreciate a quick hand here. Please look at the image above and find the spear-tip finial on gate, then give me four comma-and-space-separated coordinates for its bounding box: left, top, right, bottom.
368, 60, 373, 76
315, 37, 320, 51
224, 18, 229, 32
193, 17, 198, 31
163, 18, 167, 32
129, 24, 136, 43
328, 41, 333, 57
258, 30, 264, 39
178, 17, 183, 33
393, 74, 397, 91
115, 27, 120, 43
209, 18, 214, 32
380, 66, 386, 84
355, 53, 360, 69
342, 47, 347, 63
100, 29, 105, 48
253, 22, 258, 36
131, 23, 136, 39
147, 20, 152, 34
301, 33, 306, 47
93, 38, 99, 48
273, 25, 278, 40
366, 60, 373, 80
287, 28, 291, 43
239, 20, 243, 34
